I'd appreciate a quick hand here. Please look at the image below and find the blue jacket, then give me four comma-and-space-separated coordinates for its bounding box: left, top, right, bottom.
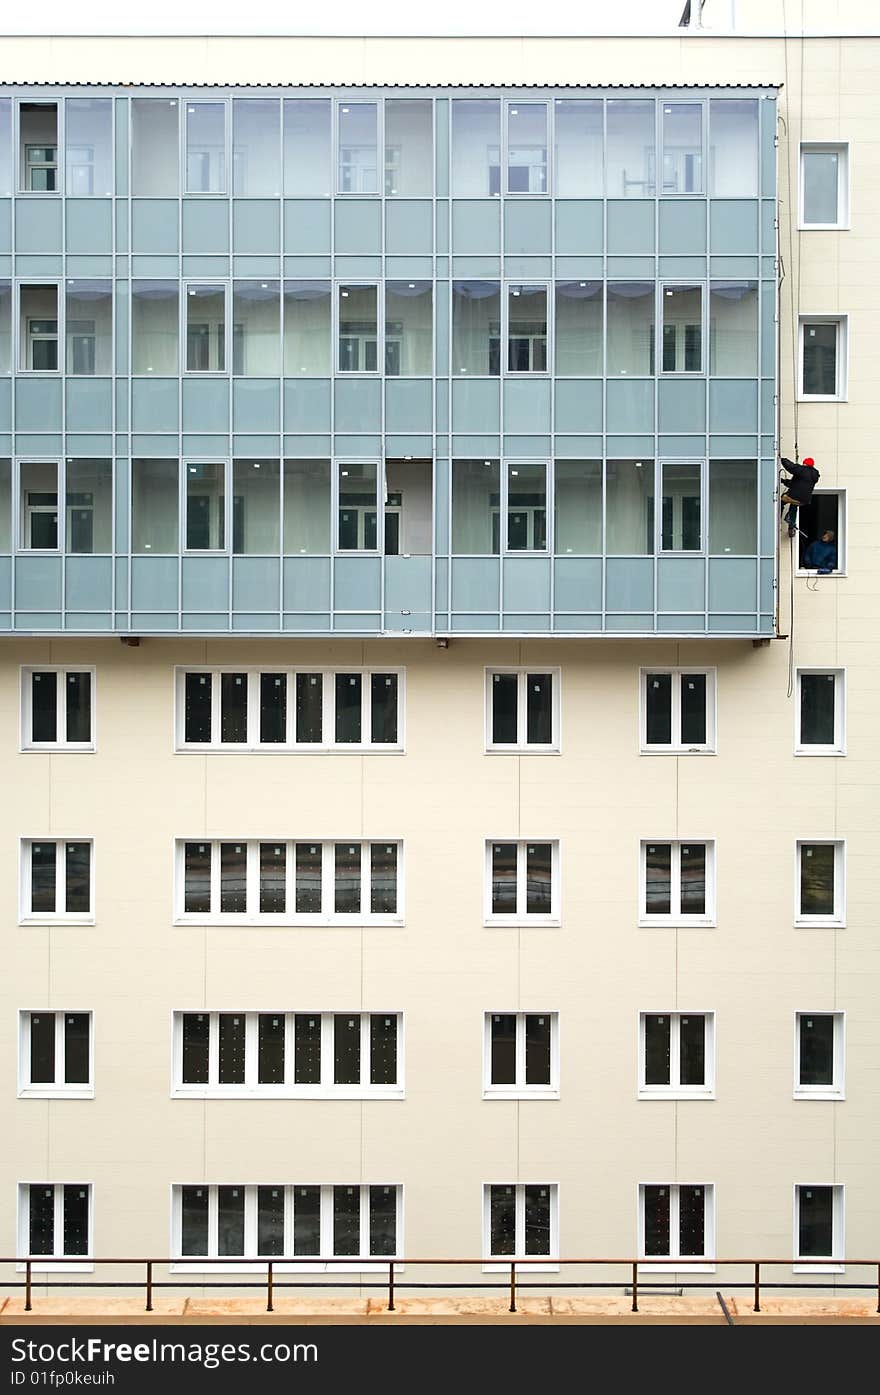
802, 539, 837, 571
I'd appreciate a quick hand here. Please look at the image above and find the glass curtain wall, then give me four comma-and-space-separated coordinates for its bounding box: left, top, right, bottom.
606, 459, 654, 554
708, 459, 757, 553
65, 98, 113, 195
66, 459, 112, 553
709, 98, 758, 196
606, 283, 654, 375
0, 99, 11, 194
232, 459, 280, 552
606, 99, 655, 197
0, 280, 12, 373
554, 460, 601, 554
186, 102, 226, 193
338, 103, 377, 194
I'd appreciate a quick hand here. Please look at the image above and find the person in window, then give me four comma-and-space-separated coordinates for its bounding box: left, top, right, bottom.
780, 455, 820, 537
802, 529, 837, 575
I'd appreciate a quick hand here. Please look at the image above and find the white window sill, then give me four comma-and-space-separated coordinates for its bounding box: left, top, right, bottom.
640, 748, 716, 757
19, 916, 95, 927
793, 1262, 845, 1274
175, 916, 405, 929
797, 223, 849, 232
170, 1260, 401, 1275
793, 1089, 845, 1102
175, 745, 404, 756
485, 747, 561, 756
638, 916, 715, 929
172, 1086, 404, 1101
638, 1088, 715, 1101
484, 917, 560, 929
482, 1261, 558, 1273
794, 748, 846, 757
796, 571, 847, 580
483, 1088, 560, 1101
794, 917, 846, 929
638, 1261, 715, 1274
16, 1261, 94, 1273
21, 745, 96, 755
18, 1086, 95, 1100
796, 394, 847, 403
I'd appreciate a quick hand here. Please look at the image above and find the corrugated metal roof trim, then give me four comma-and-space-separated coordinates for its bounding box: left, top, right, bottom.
0, 81, 780, 89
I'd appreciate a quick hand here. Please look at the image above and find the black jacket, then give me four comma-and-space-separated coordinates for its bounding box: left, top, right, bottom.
780, 457, 820, 504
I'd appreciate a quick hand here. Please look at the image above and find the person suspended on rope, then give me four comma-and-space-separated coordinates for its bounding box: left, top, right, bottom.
779, 455, 820, 538
802, 529, 837, 575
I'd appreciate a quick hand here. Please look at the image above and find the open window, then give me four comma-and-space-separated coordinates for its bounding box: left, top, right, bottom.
797, 489, 845, 574
19, 102, 57, 191
19, 285, 58, 371
384, 459, 432, 556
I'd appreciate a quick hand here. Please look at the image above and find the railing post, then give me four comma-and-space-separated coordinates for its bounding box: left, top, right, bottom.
631, 1261, 638, 1313
753, 1261, 760, 1313
387, 1260, 395, 1313
267, 1260, 274, 1314
145, 1260, 153, 1313
25, 1259, 32, 1313
509, 1261, 516, 1313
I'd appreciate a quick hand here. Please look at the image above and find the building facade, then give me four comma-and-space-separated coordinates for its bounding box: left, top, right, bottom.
2, 11, 877, 1290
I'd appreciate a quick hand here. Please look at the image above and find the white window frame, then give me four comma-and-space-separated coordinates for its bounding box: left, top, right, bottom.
337, 284, 381, 374
482, 1183, 559, 1272
637, 1011, 715, 1100
638, 839, 716, 927
172, 1010, 404, 1099
799, 142, 849, 230
18, 1011, 94, 1100
795, 488, 847, 578
334, 458, 383, 552
505, 284, 550, 375
174, 666, 404, 753
170, 1182, 403, 1274
483, 1012, 560, 1100
794, 668, 846, 756
484, 667, 560, 753
484, 839, 560, 927
794, 1011, 845, 1101
20, 665, 96, 752
183, 283, 228, 375
658, 284, 705, 375
793, 1183, 845, 1274
173, 838, 404, 927
17, 1183, 93, 1273
637, 1182, 715, 1273
639, 667, 717, 754
182, 458, 229, 551
184, 100, 229, 196
794, 839, 845, 927
19, 838, 95, 925
797, 314, 848, 401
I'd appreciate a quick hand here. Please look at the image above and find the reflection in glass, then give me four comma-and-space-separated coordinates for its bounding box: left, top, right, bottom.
131, 458, 179, 553
186, 284, 225, 372
232, 282, 280, 375
452, 459, 500, 554
661, 102, 702, 193
452, 282, 500, 375
555, 281, 602, 374
233, 98, 280, 195
66, 280, 112, 375
554, 99, 602, 196
65, 99, 113, 195
507, 285, 547, 372
131, 99, 178, 196
452, 99, 500, 196
384, 99, 433, 196
283, 99, 331, 196
661, 462, 701, 551
338, 285, 377, 371
66, 458, 112, 553
283, 281, 331, 375
186, 102, 226, 193
507, 463, 546, 551
606, 459, 654, 554
507, 102, 547, 193
338, 103, 377, 193
607, 99, 655, 197
132, 282, 178, 374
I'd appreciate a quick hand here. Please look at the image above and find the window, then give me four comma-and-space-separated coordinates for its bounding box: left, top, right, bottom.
19, 461, 58, 549
20, 103, 58, 191
186, 285, 226, 372
452, 99, 500, 197
384, 99, 432, 197
131, 458, 178, 552
173, 1012, 402, 1098
800, 143, 849, 228
507, 285, 547, 372
232, 98, 280, 196
794, 1013, 845, 1100
20, 285, 58, 371
796, 841, 845, 926
20, 839, 93, 924
283, 281, 331, 375
19, 1012, 93, 1098
709, 98, 758, 196
384, 283, 432, 375
18, 1184, 92, 1270
483, 1013, 558, 1099
452, 459, 500, 554
65, 98, 112, 196
794, 1185, 844, 1272
66, 280, 112, 375
639, 1184, 714, 1270
485, 840, 558, 925
232, 458, 281, 553
507, 102, 548, 193
338, 286, 378, 372
606, 99, 655, 197
661, 286, 702, 372
185, 462, 225, 550
452, 282, 501, 376
795, 670, 845, 755
708, 458, 757, 554
639, 1013, 714, 1099
131, 99, 178, 196
284, 99, 331, 196
554, 458, 601, 554
175, 839, 401, 925
606, 283, 654, 376
337, 462, 383, 550
554, 99, 602, 196
172, 1184, 400, 1271
799, 316, 847, 400
232, 282, 281, 376
796, 489, 845, 575
641, 669, 715, 753
337, 102, 378, 194
186, 102, 226, 193
486, 670, 558, 751
639, 840, 714, 926
132, 281, 179, 374
555, 281, 602, 375
176, 668, 401, 752
0, 280, 10, 373
662, 102, 703, 193
660, 462, 702, 550
21, 667, 94, 750
283, 458, 331, 553
483, 1185, 557, 1268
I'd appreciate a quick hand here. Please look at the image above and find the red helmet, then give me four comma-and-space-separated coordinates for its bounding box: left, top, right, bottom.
803, 457, 815, 466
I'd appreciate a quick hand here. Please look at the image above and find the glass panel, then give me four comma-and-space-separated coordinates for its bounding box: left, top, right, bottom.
507, 463, 546, 551
20, 464, 59, 548
385, 99, 432, 197
452, 99, 500, 196
66, 459, 112, 554
0, 99, 11, 195
554, 99, 602, 196
62, 1186, 89, 1257
491, 673, 518, 745
186, 285, 225, 372
181, 1013, 209, 1084
803, 149, 840, 225
65, 843, 90, 914
186, 102, 226, 193
131, 99, 178, 196
507, 286, 547, 372
295, 843, 322, 913
645, 673, 672, 745
232, 282, 280, 376
338, 285, 377, 372
65, 99, 112, 196
0, 283, 10, 375
283, 457, 330, 555
801, 674, 836, 746
333, 1186, 361, 1257
709, 282, 758, 375
370, 1015, 397, 1086
294, 1015, 322, 1084
293, 1186, 321, 1255
218, 1014, 246, 1084
526, 843, 552, 915
337, 462, 378, 549
555, 281, 602, 375
62, 672, 90, 746
525, 1015, 552, 1085
257, 1187, 285, 1256
283, 282, 331, 376
217, 1186, 245, 1256
662, 102, 702, 193
507, 103, 547, 194
452, 282, 500, 375
20, 285, 58, 371
131, 458, 179, 552
132, 282, 179, 374
680, 844, 706, 915
526, 674, 553, 744
338, 102, 377, 193
491, 843, 517, 915
283, 99, 331, 196
64, 1013, 90, 1085
385, 282, 432, 375
679, 1185, 705, 1257
607, 283, 654, 376
295, 673, 323, 743
607, 99, 655, 197
184, 673, 211, 743
184, 843, 211, 914
370, 844, 397, 915
335, 672, 362, 743
645, 1015, 671, 1085
259, 843, 286, 914
20, 102, 57, 191
489, 1186, 516, 1255
679, 1015, 706, 1086
681, 674, 707, 745
220, 672, 247, 742
800, 1014, 834, 1086
233, 99, 280, 196
643, 1185, 670, 1257
260, 674, 286, 745
661, 463, 701, 551
490, 1014, 516, 1084
369, 1186, 397, 1256
232, 458, 280, 554
799, 1186, 834, 1257
452, 458, 500, 553
334, 843, 361, 914
29, 1186, 55, 1255
554, 459, 601, 554
645, 843, 671, 915
186, 462, 225, 549
605, 459, 654, 555
66, 280, 112, 375
802, 322, 837, 395
708, 459, 756, 554
524, 1185, 551, 1256
370, 673, 398, 744
709, 98, 758, 196
31, 842, 57, 913
800, 844, 835, 916
219, 842, 247, 913
334, 1014, 361, 1085
31, 672, 58, 743
662, 286, 702, 372
29, 1014, 56, 1083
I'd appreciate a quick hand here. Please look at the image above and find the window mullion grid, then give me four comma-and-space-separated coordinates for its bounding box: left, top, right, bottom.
360, 1012, 370, 1089
670, 1016, 681, 1090
245, 1012, 257, 1088
208, 1012, 219, 1087
53, 1010, 64, 1085
320, 1013, 332, 1089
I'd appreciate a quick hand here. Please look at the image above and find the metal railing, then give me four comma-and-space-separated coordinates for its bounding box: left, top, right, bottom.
3, 1256, 879, 1316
